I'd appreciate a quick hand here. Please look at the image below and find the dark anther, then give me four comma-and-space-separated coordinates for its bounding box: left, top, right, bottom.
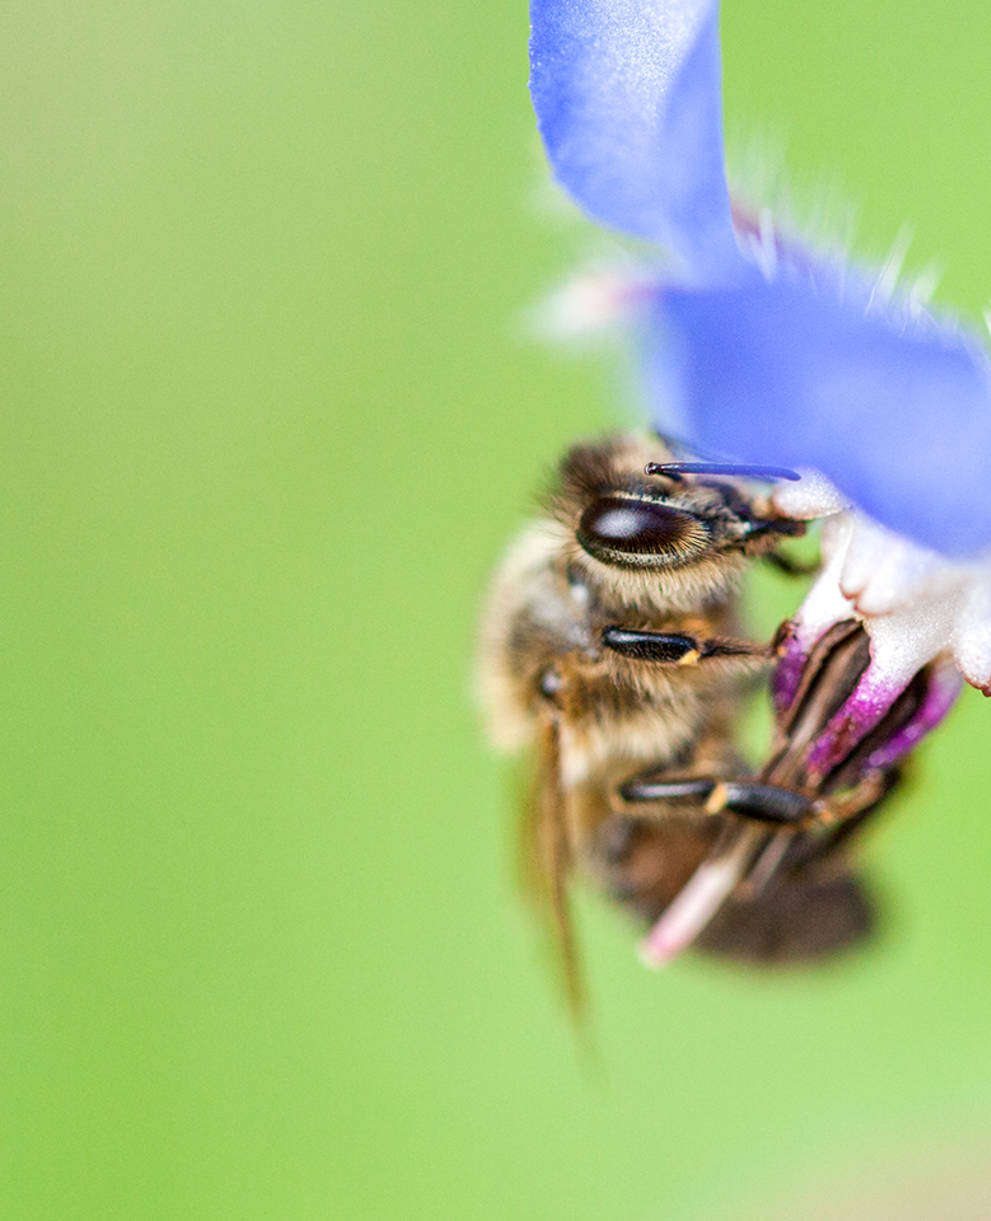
645, 461, 801, 482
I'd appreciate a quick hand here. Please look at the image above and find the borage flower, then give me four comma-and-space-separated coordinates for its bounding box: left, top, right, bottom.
530, 0, 991, 960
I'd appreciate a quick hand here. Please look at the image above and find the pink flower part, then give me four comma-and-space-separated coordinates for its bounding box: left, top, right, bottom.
777, 471, 991, 697
533, 265, 654, 339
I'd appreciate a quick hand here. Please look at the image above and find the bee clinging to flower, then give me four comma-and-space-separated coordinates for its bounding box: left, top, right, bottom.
480, 436, 922, 1001
480, 0, 991, 986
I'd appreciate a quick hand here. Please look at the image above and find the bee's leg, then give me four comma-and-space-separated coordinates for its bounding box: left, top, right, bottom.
762, 550, 819, 577
620, 768, 892, 837
741, 774, 894, 898
601, 626, 769, 665
618, 774, 718, 804
618, 770, 821, 826
783, 767, 903, 872
604, 765, 882, 963
740, 515, 806, 554
593, 799, 875, 965
707, 770, 894, 836
693, 761, 896, 960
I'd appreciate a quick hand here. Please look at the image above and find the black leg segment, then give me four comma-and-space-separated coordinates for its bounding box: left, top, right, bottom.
620, 775, 718, 804
619, 771, 818, 827
712, 781, 817, 825
602, 626, 768, 664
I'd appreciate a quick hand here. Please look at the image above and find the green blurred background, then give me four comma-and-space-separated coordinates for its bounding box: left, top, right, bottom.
5, 2, 991, 1217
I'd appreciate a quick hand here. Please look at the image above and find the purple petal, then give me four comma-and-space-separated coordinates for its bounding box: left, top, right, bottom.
529, 0, 737, 273
653, 279, 991, 557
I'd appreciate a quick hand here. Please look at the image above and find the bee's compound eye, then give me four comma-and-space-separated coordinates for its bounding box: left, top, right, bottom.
576, 497, 710, 568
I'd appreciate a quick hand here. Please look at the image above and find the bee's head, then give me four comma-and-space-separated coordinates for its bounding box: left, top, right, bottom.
551, 435, 803, 610
576, 492, 716, 570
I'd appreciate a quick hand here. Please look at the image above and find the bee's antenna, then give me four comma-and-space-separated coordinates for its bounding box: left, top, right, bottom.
645, 461, 801, 482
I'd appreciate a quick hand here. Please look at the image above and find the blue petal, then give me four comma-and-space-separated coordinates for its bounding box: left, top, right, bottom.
653, 279, 991, 556
529, 0, 737, 274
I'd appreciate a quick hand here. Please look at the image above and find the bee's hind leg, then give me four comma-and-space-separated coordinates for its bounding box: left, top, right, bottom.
698, 773, 890, 832
600, 774, 880, 963
592, 757, 739, 922
617, 772, 833, 830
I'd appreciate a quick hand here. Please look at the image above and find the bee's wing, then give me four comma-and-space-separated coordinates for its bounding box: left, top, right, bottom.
606, 812, 875, 965
697, 866, 875, 963
519, 718, 585, 1016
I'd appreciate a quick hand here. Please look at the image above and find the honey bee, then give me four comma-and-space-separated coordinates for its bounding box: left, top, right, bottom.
479, 434, 906, 1002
